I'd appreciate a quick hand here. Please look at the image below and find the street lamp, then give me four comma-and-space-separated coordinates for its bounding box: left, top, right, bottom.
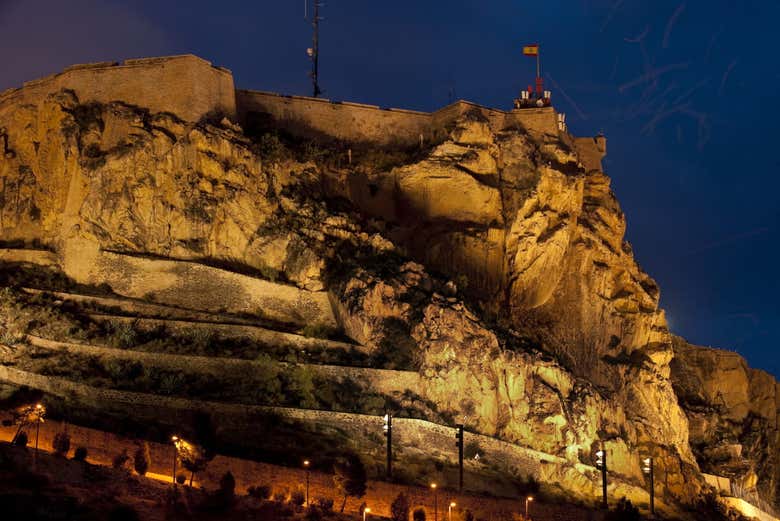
383, 413, 392, 478
596, 448, 608, 509
33, 404, 45, 468
525, 496, 534, 518
448, 502, 456, 521
642, 456, 655, 516
363, 507, 371, 521
171, 435, 179, 485
303, 460, 310, 506
431, 483, 438, 521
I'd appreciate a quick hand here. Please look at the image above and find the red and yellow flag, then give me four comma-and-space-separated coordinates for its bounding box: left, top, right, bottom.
523, 44, 539, 56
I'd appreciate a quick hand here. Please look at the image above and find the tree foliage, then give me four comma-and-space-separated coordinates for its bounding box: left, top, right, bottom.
133, 442, 151, 476
605, 497, 641, 521
52, 431, 71, 456
391, 492, 411, 521
332, 454, 367, 512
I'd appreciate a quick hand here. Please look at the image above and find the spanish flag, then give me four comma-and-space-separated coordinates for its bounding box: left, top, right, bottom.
523, 44, 539, 56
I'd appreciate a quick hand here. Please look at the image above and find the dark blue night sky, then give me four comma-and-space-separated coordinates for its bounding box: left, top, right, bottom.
2, 0, 778, 376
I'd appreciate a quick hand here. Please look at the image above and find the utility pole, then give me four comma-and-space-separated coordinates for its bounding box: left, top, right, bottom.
643, 456, 655, 516
455, 424, 464, 492
596, 447, 608, 510
306, 1, 323, 97
383, 413, 392, 479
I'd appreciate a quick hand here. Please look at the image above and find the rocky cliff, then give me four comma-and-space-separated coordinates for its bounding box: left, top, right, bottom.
0, 71, 776, 515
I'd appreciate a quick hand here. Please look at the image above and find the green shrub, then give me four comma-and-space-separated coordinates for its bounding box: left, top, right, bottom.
14, 431, 28, 447
391, 492, 411, 521
248, 485, 272, 500
273, 487, 289, 502
73, 446, 88, 461
176, 473, 187, 485
52, 431, 71, 456
300, 323, 334, 339
258, 133, 288, 161
133, 442, 150, 476
305, 505, 323, 521
413, 507, 426, 521
290, 488, 305, 507
315, 497, 334, 512
605, 497, 640, 521
112, 449, 130, 470
220, 471, 236, 497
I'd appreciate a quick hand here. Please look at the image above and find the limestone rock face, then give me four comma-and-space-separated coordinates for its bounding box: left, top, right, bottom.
0, 90, 324, 292
0, 85, 777, 511
671, 336, 780, 507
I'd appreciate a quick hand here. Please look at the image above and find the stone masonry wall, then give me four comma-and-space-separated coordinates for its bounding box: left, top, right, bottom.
0, 413, 606, 521
0, 54, 575, 154
237, 90, 563, 146
0, 365, 663, 514
0, 55, 236, 124
236, 90, 432, 146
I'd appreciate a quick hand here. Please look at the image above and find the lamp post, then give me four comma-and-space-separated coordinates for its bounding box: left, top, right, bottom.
455, 424, 464, 492
171, 436, 179, 485
448, 502, 456, 521
643, 456, 655, 516
596, 447, 608, 509
525, 496, 534, 519
363, 507, 371, 521
33, 404, 45, 468
303, 460, 311, 506
383, 413, 393, 479
430, 483, 438, 521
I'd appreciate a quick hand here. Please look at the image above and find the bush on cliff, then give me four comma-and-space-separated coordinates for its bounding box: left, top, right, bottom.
73, 446, 88, 461
112, 449, 130, 470
333, 454, 367, 512
605, 497, 640, 521
391, 492, 411, 521
14, 431, 28, 447
133, 442, 150, 476
248, 484, 272, 500
52, 431, 71, 456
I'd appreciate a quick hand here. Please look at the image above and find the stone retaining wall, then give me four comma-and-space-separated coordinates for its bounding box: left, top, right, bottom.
0, 364, 668, 514
90, 315, 363, 354
0, 416, 606, 521
23, 335, 418, 397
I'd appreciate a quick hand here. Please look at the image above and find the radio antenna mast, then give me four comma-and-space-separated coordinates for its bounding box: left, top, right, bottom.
305, 1, 323, 97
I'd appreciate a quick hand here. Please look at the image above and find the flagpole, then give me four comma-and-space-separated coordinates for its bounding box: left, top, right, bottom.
537, 47, 540, 80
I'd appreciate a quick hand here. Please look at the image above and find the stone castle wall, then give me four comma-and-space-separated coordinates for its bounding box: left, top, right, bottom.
0, 55, 236, 123
1, 54, 585, 151
237, 89, 563, 146
236, 90, 432, 146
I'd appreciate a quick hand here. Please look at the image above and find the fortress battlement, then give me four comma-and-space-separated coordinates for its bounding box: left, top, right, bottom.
0, 54, 604, 163
0, 54, 235, 124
